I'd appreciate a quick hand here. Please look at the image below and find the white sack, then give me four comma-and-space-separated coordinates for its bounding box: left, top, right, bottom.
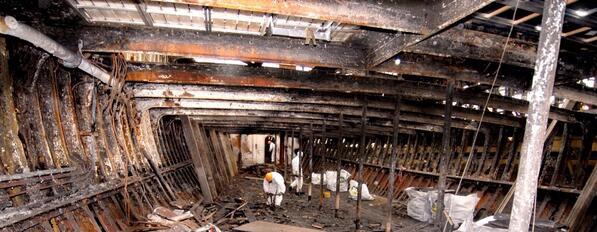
428, 192, 480, 227
348, 180, 374, 200
325, 169, 351, 192
311, 173, 327, 185
405, 187, 432, 222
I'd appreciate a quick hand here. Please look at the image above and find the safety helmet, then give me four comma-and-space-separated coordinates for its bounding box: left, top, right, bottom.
265, 172, 273, 182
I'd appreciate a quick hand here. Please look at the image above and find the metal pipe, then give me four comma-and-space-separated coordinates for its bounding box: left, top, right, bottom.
509, 0, 566, 230
0, 16, 112, 86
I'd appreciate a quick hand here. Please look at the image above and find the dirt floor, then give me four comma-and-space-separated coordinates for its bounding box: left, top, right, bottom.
216, 173, 435, 232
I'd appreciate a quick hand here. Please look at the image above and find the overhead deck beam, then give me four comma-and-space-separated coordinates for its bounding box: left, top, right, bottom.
366, 0, 496, 67
150, 108, 442, 133
189, 116, 423, 135
76, 26, 363, 68
130, 83, 523, 127
127, 63, 577, 122
148, 0, 424, 33
405, 28, 537, 68
135, 98, 480, 130
70, 26, 593, 93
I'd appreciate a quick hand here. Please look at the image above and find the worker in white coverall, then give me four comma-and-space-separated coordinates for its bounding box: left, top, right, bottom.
267, 138, 276, 164
263, 172, 286, 207
289, 149, 303, 192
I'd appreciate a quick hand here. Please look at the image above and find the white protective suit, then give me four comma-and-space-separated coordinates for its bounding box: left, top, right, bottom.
290, 151, 303, 190
268, 142, 276, 163
263, 172, 286, 206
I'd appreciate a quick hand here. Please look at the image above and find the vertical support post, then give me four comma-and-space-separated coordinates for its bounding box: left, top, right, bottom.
475, 131, 491, 176
386, 96, 401, 232
437, 79, 454, 230
319, 119, 326, 211
272, 131, 287, 171
283, 129, 294, 181
308, 123, 314, 201
181, 116, 213, 203
490, 127, 505, 178
298, 126, 303, 194
334, 113, 344, 218
509, 0, 566, 230
550, 123, 568, 186
355, 101, 368, 230
290, 129, 295, 184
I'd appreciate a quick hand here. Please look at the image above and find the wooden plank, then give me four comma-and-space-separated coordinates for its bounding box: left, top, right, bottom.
566, 146, 597, 230
233, 221, 324, 232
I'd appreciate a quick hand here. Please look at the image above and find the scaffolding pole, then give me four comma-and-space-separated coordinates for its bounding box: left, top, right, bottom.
509, 0, 566, 231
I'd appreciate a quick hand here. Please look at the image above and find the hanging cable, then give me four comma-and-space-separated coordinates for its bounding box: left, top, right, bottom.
443, 1, 522, 231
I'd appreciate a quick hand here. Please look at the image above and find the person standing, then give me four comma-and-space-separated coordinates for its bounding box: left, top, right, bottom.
289, 149, 303, 193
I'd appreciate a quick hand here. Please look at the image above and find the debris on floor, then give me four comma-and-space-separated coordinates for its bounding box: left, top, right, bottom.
234, 220, 324, 232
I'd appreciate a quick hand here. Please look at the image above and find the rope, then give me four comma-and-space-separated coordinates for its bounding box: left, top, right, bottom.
443, 1, 522, 231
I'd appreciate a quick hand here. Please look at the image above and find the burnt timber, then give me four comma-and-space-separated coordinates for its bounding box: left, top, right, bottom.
0, 0, 596, 231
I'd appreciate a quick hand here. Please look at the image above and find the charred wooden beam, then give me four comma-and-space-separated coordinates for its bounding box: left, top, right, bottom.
405, 28, 537, 68
553, 86, 597, 106
148, 0, 425, 33
151, 108, 435, 133
136, 98, 483, 131
180, 115, 214, 203
366, 0, 496, 67
127, 64, 578, 122
188, 116, 424, 136
437, 79, 454, 229
509, 0, 566, 230
75, 26, 363, 68
131, 83, 524, 127
355, 101, 367, 230
386, 96, 400, 232
334, 113, 343, 218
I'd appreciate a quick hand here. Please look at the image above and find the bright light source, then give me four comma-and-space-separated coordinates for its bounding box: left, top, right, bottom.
192, 57, 247, 66
262, 62, 280, 68
582, 104, 590, 111
463, 85, 469, 89
394, 57, 401, 66
575, 9, 591, 17
295, 65, 312, 72
580, 76, 595, 88
535, 26, 542, 31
